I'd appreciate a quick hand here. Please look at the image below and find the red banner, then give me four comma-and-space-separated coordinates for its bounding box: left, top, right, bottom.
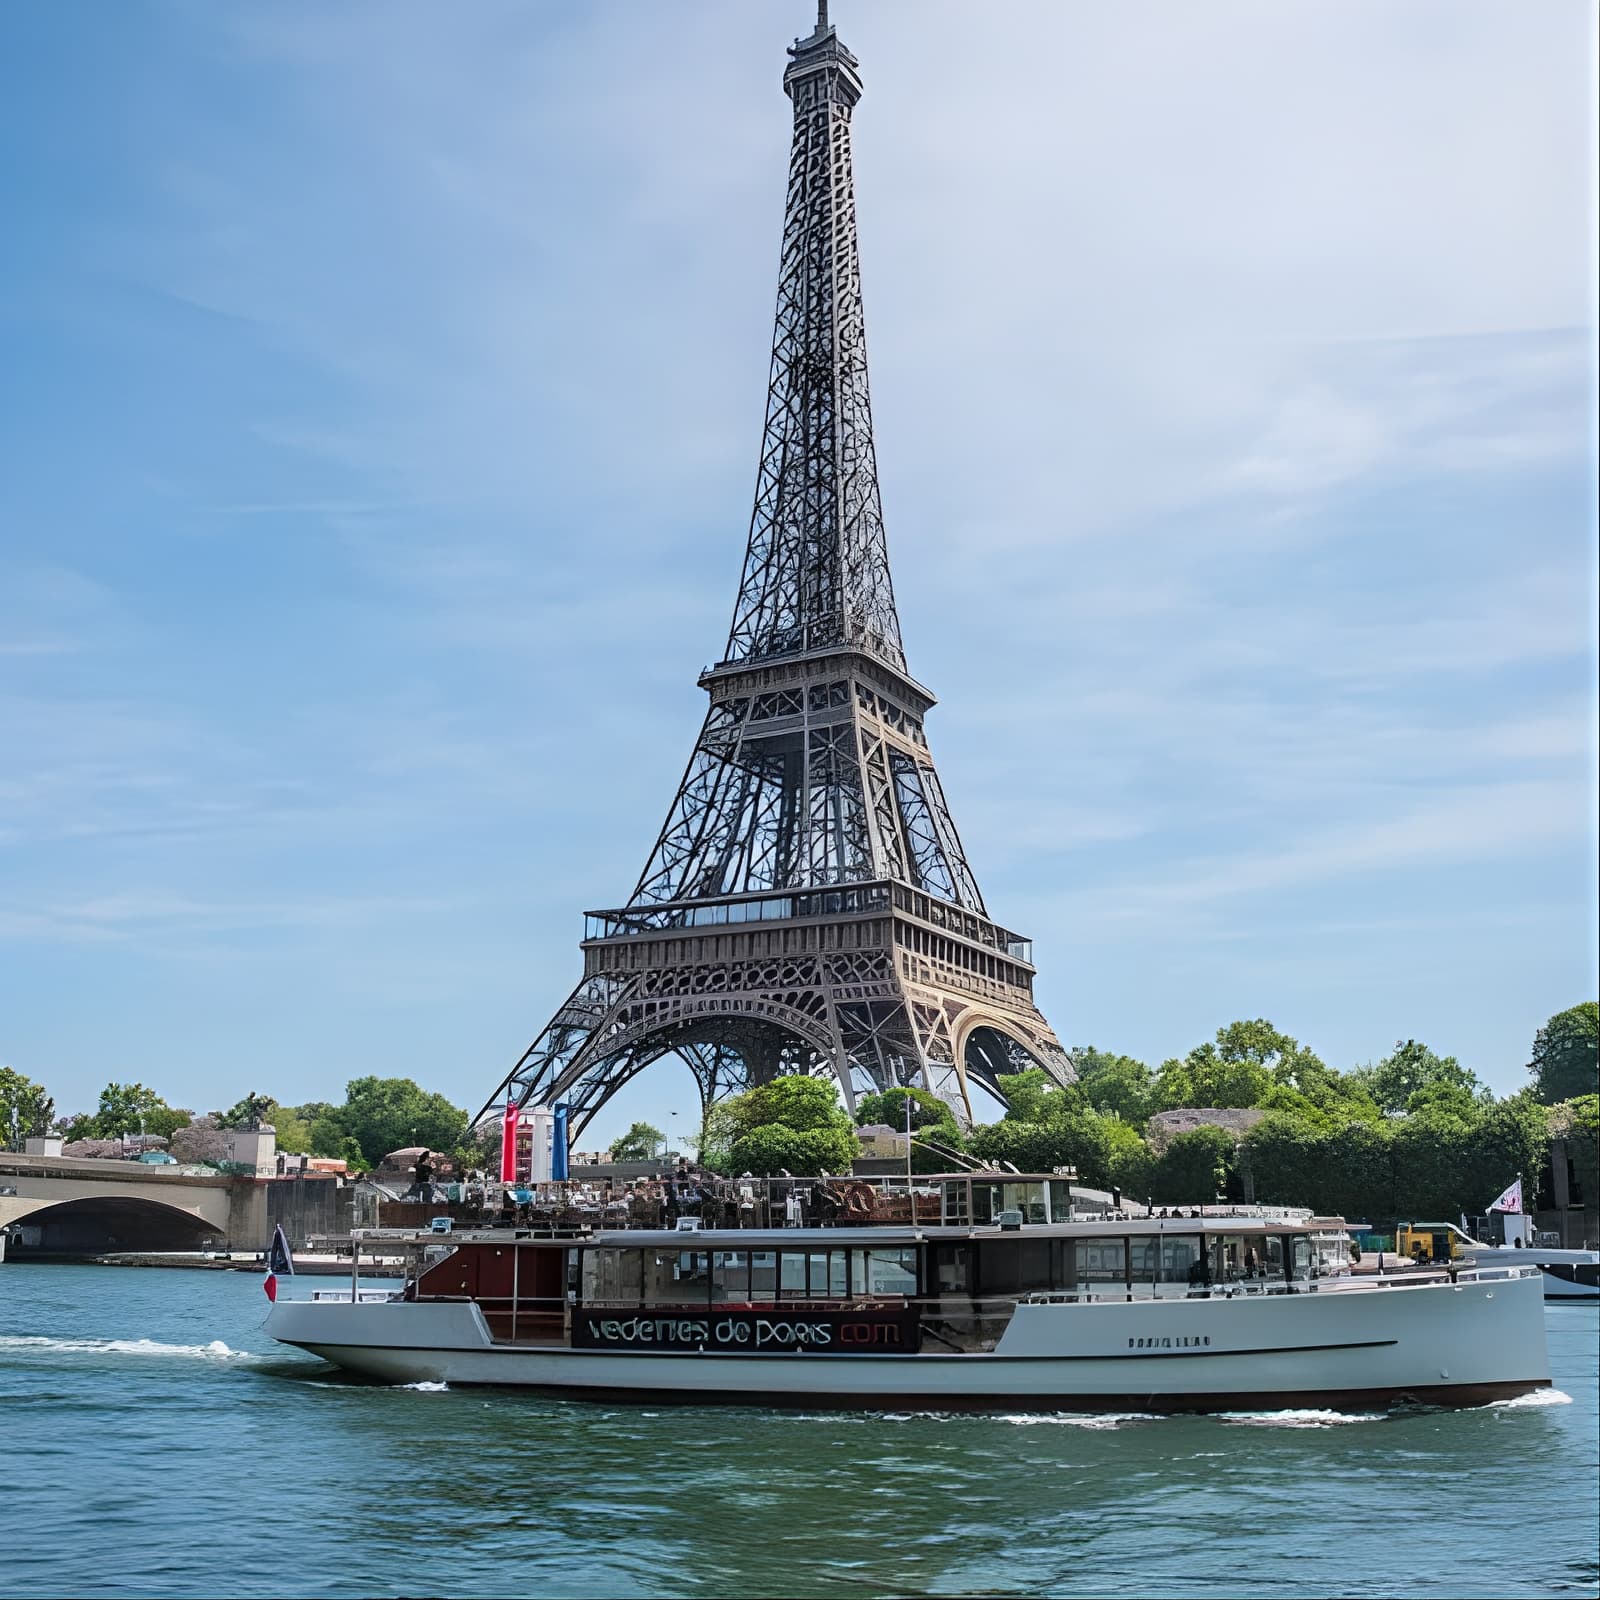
500, 1101, 518, 1184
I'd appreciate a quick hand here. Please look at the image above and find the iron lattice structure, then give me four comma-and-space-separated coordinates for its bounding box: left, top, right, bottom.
478, 6, 1072, 1139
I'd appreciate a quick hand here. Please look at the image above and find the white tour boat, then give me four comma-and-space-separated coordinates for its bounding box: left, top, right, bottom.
264, 1174, 1550, 1411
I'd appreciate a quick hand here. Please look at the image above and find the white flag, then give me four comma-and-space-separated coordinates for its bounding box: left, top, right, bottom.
1487, 1179, 1523, 1213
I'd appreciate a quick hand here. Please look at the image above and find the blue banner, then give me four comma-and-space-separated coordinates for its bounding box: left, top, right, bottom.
551, 1103, 570, 1181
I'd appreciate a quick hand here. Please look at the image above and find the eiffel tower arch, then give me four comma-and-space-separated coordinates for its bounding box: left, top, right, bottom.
478, 6, 1073, 1140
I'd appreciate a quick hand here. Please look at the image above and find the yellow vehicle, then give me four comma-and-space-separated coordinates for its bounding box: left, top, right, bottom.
1395, 1221, 1473, 1263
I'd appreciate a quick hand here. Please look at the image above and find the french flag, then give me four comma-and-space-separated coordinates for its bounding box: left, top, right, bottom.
262, 1222, 295, 1302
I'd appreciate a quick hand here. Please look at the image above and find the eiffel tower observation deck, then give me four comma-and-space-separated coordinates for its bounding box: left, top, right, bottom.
479, 4, 1073, 1138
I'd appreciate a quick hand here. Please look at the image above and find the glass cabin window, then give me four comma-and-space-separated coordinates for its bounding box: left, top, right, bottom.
851, 1248, 918, 1297
1075, 1239, 1126, 1283
750, 1251, 779, 1302
710, 1251, 750, 1303
581, 1248, 644, 1305
933, 1244, 970, 1296
806, 1250, 848, 1297
1131, 1235, 1205, 1283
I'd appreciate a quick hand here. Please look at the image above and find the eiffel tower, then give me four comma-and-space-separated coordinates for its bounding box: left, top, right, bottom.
478, 3, 1073, 1140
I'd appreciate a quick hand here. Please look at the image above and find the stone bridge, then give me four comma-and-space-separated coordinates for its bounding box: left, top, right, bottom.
0, 1153, 264, 1257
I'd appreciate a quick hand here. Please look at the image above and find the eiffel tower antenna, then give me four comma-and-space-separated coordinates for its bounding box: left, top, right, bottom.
477, 10, 1072, 1141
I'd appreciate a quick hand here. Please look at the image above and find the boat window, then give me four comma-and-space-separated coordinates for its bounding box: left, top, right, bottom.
778, 1251, 809, 1297
943, 1181, 971, 1226
580, 1248, 644, 1306
1290, 1236, 1313, 1280
851, 1248, 918, 1297
1002, 1182, 1049, 1225
1131, 1235, 1205, 1283
976, 1239, 1054, 1295
806, 1250, 848, 1298
933, 1243, 970, 1296
971, 1183, 996, 1225
750, 1250, 779, 1303
1260, 1235, 1287, 1279
1075, 1239, 1126, 1283
1216, 1235, 1250, 1280
1049, 1183, 1072, 1223
710, 1250, 750, 1303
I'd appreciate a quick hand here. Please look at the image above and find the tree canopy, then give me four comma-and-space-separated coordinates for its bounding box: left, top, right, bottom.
1071, 1047, 1155, 1129
302, 1076, 468, 1168
610, 1121, 665, 1162
0, 1066, 55, 1143
1528, 1003, 1599, 1104
705, 1077, 860, 1176
67, 1082, 190, 1142
855, 1086, 965, 1172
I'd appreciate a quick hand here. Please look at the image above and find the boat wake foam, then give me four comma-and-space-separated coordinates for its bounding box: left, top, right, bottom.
998, 1413, 1157, 1430
0, 1335, 253, 1361
1219, 1408, 1385, 1428
397, 1380, 449, 1392
1487, 1388, 1571, 1409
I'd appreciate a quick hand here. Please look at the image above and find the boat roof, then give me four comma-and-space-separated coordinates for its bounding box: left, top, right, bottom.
583, 1216, 1325, 1248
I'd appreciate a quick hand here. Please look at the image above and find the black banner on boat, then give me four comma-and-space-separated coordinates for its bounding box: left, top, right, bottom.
572, 1306, 922, 1355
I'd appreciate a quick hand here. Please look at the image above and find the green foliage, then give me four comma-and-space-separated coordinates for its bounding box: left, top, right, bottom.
451, 1120, 502, 1174
1243, 1090, 1549, 1222
1528, 1003, 1599, 1104
610, 1121, 665, 1162
1153, 1046, 1271, 1112
969, 1070, 1146, 1192
1551, 1094, 1598, 1210
711, 1076, 860, 1176
74, 1082, 190, 1142
213, 1093, 311, 1153
271, 1105, 313, 1155
1147, 1127, 1234, 1205
291, 1077, 466, 1168
855, 1087, 964, 1172
218, 1092, 275, 1130
1070, 1047, 1154, 1129
1349, 1040, 1486, 1117
0, 1066, 55, 1142
728, 1123, 860, 1177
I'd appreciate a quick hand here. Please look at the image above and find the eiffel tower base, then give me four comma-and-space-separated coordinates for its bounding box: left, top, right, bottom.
496, 881, 1071, 1140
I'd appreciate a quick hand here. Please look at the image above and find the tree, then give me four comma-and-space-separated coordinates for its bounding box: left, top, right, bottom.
1528, 1003, 1599, 1104
610, 1121, 666, 1162
1147, 1127, 1234, 1205
0, 1066, 55, 1144
854, 1087, 964, 1172
1350, 1040, 1486, 1117
729, 1123, 859, 1177
81, 1082, 190, 1141
1153, 1046, 1272, 1112
323, 1076, 468, 1167
218, 1092, 276, 1130
1071, 1047, 1154, 1129
214, 1093, 311, 1153
710, 1076, 860, 1176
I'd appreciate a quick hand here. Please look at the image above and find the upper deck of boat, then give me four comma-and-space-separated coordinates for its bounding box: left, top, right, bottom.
389, 1212, 1344, 1255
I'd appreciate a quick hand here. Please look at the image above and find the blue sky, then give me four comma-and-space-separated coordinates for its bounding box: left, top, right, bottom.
2, 1, 1595, 1146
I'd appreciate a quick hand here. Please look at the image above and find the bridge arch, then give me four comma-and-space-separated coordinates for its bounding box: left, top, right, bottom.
2, 1195, 225, 1257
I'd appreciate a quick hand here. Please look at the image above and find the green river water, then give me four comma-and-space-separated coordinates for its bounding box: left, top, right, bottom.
1, 1264, 1595, 1598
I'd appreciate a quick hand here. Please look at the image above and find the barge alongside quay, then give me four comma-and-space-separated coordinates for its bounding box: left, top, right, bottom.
265, 1175, 1551, 1411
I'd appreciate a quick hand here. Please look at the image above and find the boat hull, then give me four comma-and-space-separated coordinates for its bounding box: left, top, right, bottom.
265, 1272, 1550, 1411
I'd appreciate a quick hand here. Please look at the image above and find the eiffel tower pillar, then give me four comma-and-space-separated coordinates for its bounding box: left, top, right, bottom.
478, 7, 1073, 1140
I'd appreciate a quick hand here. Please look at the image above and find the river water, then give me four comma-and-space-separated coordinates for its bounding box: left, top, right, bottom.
1, 1264, 1595, 1599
